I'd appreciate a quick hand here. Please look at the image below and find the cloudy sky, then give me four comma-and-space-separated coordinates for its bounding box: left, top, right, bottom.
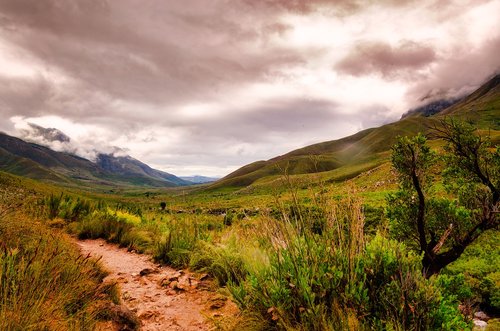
1, 0, 499, 177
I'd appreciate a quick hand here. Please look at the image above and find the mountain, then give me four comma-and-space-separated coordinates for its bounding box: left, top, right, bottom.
25, 123, 71, 143
400, 98, 460, 119
0, 133, 189, 188
435, 73, 500, 132
96, 154, 189, 186
180, 176, 220, 184
210, 73, 500, 189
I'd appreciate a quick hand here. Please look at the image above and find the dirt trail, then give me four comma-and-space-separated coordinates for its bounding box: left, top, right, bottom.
78, 239, 233, 331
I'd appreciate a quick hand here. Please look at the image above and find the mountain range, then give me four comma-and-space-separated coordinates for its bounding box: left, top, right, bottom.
0, 133, 190, 188
180, 176, 220, 184
1, 73, 498, 190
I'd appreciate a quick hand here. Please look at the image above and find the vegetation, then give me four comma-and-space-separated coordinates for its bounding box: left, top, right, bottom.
0, 75, 498, 329
0, 175, 122, 330
225, 185, 469, 330
388, 120, 499, 276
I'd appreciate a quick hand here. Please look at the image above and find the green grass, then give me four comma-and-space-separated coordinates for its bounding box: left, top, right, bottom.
0, 175, 124, 330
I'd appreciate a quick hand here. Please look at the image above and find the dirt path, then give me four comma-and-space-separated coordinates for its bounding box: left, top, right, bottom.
78, 239, 234, 331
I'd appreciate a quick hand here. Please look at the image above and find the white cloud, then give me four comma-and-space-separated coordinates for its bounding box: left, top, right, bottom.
1, 0, 499, 177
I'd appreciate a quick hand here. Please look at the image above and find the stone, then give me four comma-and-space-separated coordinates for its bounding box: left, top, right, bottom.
99, 302, 140, 331
168, 271, 182, 282
158, 277, 171, 287
474, 311, 490, 321
139, 268, 158, 276
170, 280, 186, 292
473, 319, 487, 329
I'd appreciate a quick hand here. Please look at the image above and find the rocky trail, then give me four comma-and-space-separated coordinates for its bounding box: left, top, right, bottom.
78, 239, 237, 331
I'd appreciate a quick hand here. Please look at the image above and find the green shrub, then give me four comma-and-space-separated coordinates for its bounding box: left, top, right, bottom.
45, 194, 93, 221
444, 230, 500, 313
190, 241, 248, 286
229, 194, 469, 330
151, 214, 228, 268
153, 231, 192, 267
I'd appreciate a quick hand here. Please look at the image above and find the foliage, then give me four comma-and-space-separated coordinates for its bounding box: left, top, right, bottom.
190, 240, 248, 286
229, 193, 469, 330
45, 193, 95, 222
444, 230, 500, 313
0, 185, 119, 330
388, 121, 499, 276
152, 216, 218, 268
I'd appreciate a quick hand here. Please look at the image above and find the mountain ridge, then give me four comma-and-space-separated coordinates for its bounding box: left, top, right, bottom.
0, 133, 189, 188
209, 73, 500, 190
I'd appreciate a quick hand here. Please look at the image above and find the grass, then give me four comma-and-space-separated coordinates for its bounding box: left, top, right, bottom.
0, 176, 124, 330
227, 189, 469, 330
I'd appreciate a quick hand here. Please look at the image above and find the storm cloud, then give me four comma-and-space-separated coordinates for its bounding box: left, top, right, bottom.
0, 0, 499, 176
335, 41, 436, 79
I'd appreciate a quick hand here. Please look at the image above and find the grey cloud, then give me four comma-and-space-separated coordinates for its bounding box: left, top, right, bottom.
0, 75, 55, 118
406, 36, 500, 104
1, 0, 499, 177
335, 41, 436, 79
182, 98, 340, 144
240, 0, 419, 16
0, 0, 305, 111
139, 99, 394, 174
16, 120, 128, 161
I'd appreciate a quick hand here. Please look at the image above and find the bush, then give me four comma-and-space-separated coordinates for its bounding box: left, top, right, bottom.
229, 194, 469, 330
152, 218, 200, 267
190, 241, 248, 286
45, 194, 94, 221
444, 230, 500, 314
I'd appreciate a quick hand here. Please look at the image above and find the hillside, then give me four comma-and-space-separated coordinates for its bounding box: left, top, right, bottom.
211, 73, 500, 189
0, 133, 189, 188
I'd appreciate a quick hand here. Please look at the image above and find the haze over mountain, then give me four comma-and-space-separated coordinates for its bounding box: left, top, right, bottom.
210, 73, 500, 189
0, 132, 190, 188
0, 0, 499, 177
180, 176, 220, 184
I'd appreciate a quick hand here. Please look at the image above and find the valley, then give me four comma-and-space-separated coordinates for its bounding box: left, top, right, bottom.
0, 74, 499, 330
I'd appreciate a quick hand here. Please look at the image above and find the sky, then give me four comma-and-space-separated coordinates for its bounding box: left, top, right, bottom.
1, 0, 499, 177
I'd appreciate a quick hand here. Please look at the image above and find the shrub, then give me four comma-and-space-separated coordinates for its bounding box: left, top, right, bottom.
153, 218, 200, 267
190, 241, 248, 286
229, 194, 469, 330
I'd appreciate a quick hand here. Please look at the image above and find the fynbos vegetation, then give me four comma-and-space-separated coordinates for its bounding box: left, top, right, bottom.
0, 117, 497, 330
388, 120, 499, 276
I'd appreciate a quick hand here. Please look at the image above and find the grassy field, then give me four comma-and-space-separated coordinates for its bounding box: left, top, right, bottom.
0, 172, 139, 330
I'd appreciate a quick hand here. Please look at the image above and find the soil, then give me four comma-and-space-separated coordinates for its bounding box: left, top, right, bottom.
77, 239, 237, 331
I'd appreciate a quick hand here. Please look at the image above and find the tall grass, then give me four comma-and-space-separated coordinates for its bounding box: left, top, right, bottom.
0, 177, 125, 330
228, 186, 470, 330
153, 215, 219, 268
0, 215, 119, 330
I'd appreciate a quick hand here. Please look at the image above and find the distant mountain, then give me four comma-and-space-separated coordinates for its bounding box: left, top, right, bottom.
96, 154, 189, 186
0, 133, 189, 188
210, 73, 500, 189
401, 98, 460, 119
180, 175, 220, 184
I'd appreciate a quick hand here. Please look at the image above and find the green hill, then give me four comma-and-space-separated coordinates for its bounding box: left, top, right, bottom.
211, 74, 500, 190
